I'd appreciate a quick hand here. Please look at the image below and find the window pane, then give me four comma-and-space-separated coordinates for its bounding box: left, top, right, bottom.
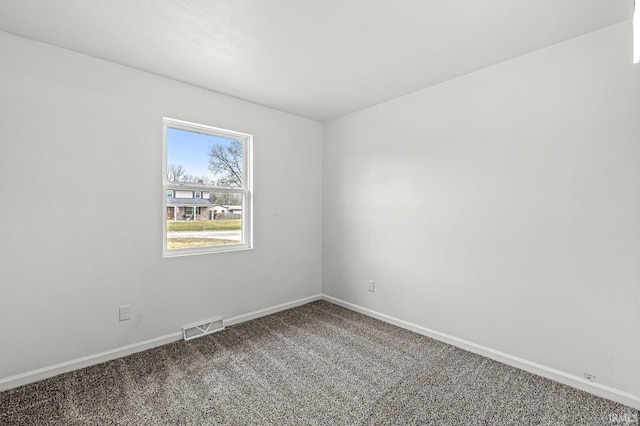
166, 127, 243, 188
163, 118, 251, 257
166, 191, 243, 250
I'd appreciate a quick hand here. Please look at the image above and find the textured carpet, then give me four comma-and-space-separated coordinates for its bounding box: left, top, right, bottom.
0, 301, 637, 425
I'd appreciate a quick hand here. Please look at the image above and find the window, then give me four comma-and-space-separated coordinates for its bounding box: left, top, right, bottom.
163, 117, 252, 256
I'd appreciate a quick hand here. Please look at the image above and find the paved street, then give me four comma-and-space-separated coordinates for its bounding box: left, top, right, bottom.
167, 230, 241, 241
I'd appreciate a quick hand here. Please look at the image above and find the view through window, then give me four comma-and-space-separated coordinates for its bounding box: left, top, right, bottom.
163, 118, 252, 256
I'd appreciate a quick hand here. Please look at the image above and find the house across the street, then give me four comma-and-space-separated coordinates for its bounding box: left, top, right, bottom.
166, 188, 241, 220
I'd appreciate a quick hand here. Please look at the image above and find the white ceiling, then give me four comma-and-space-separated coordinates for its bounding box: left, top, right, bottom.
0, 0, 633, 122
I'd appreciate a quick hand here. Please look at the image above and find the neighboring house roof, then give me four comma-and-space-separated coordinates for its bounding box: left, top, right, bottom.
224, 205, 242, 210
167, 197, 214, 207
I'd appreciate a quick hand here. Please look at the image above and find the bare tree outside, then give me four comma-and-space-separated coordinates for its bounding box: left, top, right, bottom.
168, 164, 212, 185
182, 174, 212, 185
210, 192, 242, 206
208, 140, 243, 187
167, 163, 185, 182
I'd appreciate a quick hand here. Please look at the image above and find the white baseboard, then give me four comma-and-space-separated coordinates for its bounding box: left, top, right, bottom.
322, 295, 640, 410
225, 294, 322, 326
0, 332, 183, 392
0, 294, 322, 393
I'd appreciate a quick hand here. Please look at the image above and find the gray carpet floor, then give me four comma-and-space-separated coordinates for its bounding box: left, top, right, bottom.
0, 300, 637, 425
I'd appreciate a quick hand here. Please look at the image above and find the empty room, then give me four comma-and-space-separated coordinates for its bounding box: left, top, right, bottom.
0, 1, 639, 424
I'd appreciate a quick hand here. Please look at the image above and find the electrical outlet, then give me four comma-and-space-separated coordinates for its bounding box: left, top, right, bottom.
368, 280, 375, 292
583, 372, 596, 382
119, 305, 131, 321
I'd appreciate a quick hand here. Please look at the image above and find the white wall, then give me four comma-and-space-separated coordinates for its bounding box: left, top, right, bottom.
0, 31, 322, 381
323, 21, 640, 401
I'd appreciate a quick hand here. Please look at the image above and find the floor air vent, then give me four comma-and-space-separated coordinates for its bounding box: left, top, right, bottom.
182, 316, 224, 341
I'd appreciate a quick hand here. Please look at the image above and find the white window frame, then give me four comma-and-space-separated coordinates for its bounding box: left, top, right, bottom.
194, 191, 202, 199
162, 117, 253, 257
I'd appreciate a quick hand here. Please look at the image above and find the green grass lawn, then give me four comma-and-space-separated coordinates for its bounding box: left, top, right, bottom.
167, 237, 237, 249
167, 219, 241, 232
